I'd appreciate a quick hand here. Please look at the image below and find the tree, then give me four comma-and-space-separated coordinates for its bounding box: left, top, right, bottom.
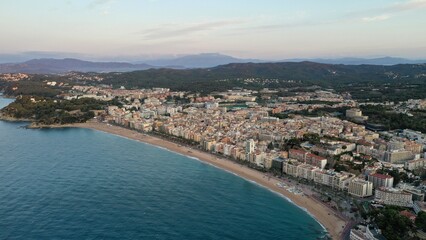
372, 207, 414, 240
334, 164, 348, 172
416, 212, 426, 232
286, 138, 301, 148
303, 133, 320, 144
388, 170, 401, 187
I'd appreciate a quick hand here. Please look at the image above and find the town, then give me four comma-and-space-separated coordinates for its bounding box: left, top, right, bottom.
2, 78, 426, 239
1, 1, 425, 239
55, 83, 426, 239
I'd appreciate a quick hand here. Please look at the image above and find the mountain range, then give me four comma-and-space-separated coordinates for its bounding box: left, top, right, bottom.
0, 58, 155, 74
97, 61, 426, 94
285, 57, 426, 65
0, 53, 425, 74
141, 53, 262, 68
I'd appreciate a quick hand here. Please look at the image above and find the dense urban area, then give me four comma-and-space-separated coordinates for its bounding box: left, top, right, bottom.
1, 66, 426, 240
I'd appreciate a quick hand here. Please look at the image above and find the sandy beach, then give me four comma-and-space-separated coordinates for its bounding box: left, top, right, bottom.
65, 121, 348, 239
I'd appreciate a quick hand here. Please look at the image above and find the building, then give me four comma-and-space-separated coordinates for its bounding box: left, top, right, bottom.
296, 164, 317, 180
288, 149, 327, 169
245, 139, 255, 154
368, 173, 394, 189
400, 210, 416, 222
414, 201, 426, 214
405, 158, 426, 171
282, 159, 300, 177
374, 187, 413, 207
288, 149, 307, 161
405, 141, 424, 154
346, 108, 368, 122
403, 188, 425, 202
348, 179, 373, 198
350, 225, 385, 240
386, 141, 405, 151
245, 139, 255, 161
383, 150, 414, 163
346, 108, 362, 118
306, 153, 327, 169
282, 160, 353, 190
270, 158, 284, 172
402, 129, 426, 145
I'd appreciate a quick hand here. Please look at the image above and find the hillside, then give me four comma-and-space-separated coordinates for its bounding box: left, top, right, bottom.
285, 57, 426, 65
100, 62, 426, 92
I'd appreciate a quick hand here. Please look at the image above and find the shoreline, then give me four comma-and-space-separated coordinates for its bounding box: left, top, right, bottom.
64, 121, 348, 239
0, 113, 32, 122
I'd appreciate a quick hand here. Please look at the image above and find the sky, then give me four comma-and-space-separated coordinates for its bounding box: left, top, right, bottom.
1, 0, 426, 60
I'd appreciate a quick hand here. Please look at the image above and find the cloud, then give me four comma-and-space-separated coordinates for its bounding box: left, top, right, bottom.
89, 0, 114, 8
362, 14, 390, 22
139, 20, 247, 40
230, 17, 341, 35
238, 0, 426, 33
136, 0, 425, 39
89, 0, 114, 15
357, 0, 426, 22
385, 0, 426, 13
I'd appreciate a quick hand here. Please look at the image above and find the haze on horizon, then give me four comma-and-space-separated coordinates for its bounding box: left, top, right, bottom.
1, 0, 426, 60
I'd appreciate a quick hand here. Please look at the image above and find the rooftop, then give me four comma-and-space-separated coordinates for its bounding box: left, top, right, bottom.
370, 173, 394, 179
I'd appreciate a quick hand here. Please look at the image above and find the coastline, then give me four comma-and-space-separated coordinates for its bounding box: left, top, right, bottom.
61, 121, 348, 239
0, 113, 32, 122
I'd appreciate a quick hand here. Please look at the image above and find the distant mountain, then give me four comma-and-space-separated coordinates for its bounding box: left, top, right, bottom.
0, 52, 86, 64
142, 53, 263, 68
0, 58, 155, 74
142, 54, 426, 68
284, 57, 426, 65
1, 55, 425, 74
0, 54, 262, 73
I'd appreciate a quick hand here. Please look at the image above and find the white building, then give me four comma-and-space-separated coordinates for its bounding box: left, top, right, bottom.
414, 201, 426, 214
346, 108, 362, 118
374, 187, 413, 207
245, 139, 255, 154
405, 158, 426, 171
348, 179, 373, 198
402, 129, 426, 145
350, 225, 383, 240
368, 173, 394, 189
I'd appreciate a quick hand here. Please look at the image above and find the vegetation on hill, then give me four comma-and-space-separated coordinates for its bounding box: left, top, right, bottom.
0, 96, 113, 125
416, 212, 426, 232
98, 62, 426, 95
3, 80, 62, 97
1, 62, 425, 102
360, 105, 426, 132
368, 206, 415, 240
335, 82, 426, 102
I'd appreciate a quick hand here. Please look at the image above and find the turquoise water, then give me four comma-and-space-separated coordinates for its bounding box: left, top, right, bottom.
0, 96, 325, 239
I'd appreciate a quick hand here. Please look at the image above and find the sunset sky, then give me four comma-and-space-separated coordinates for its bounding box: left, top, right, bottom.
1, 0, 426, 60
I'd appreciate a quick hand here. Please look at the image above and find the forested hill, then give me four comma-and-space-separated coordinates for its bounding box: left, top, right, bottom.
101, 62, 426, 92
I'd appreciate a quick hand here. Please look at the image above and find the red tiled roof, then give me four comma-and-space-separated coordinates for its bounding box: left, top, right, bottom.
400, 210, 416, 221
307, 153, 326, 160
289, 149, 307, 155
370, 173, 393, 179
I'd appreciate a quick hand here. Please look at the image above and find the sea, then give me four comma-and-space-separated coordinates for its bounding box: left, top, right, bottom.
0, 96, 326, 239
